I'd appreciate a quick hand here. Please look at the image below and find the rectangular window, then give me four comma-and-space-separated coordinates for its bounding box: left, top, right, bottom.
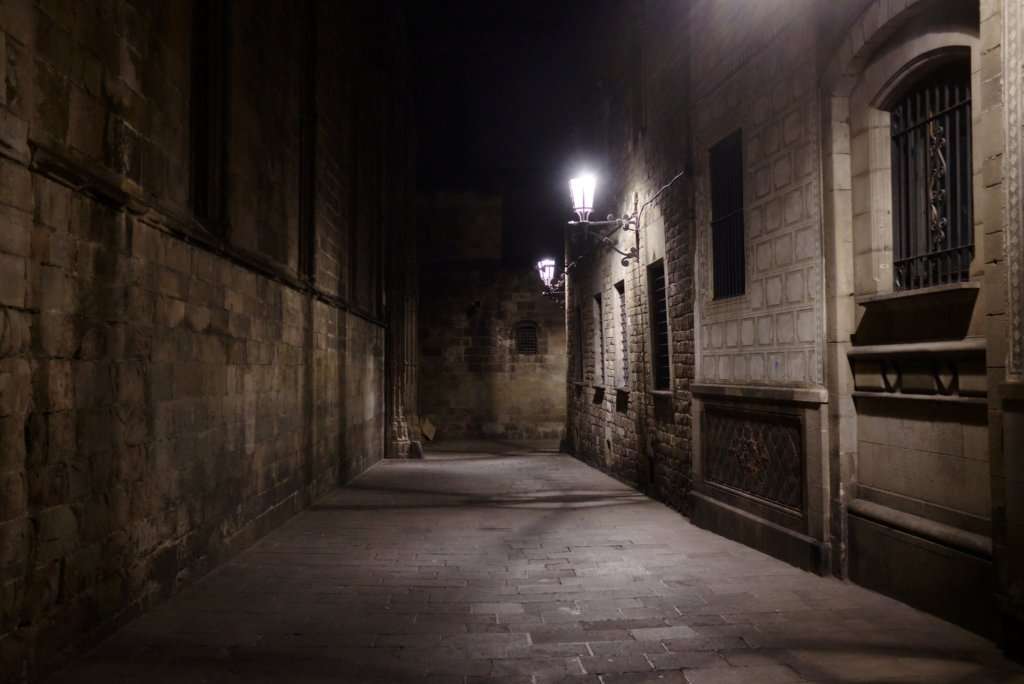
593, 293, 605, 386
710, 130, 745, 299
574, 305, 584, 382
648, 261, 671, 390
190, 0, 229, 229
615, 280, 629, 387
890, 63, 973, 290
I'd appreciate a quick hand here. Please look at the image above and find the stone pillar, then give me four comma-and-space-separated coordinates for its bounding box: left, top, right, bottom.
386, 116, 420, 459
999, 0, 1024, 657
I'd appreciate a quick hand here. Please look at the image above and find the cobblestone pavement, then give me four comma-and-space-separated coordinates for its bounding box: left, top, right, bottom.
50, 442, 1024, 683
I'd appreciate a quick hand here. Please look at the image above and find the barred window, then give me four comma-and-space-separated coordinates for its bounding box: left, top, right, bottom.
514, 321, 538, 355
573, 306, 583, 381
710, 130, 745, 299
615, 280, 629, 387
889, 63, 973, 290
593, 293, 606, 385
648, 261, 670, 390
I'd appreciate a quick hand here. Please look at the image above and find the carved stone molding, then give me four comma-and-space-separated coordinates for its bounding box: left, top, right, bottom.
1007, 0, 1023, 379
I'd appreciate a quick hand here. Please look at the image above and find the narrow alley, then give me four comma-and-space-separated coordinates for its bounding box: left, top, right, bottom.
48, 443, 1021, 683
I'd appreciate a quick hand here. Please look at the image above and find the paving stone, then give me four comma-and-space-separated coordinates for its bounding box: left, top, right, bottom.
45, 443, 1023, 683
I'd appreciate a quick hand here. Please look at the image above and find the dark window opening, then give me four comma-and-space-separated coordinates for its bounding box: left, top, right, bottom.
615, 280, 629, 387
190, 0, 229, 229
594, 293, 605, 386
648, 261, 671, 390
889, 62, 973, 290
710, 130, 745, 299
574, 306, 583, 382
515, 321, 538, 355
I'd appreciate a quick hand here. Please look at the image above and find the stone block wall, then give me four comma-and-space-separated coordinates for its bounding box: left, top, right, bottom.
566, 0, 695, 512
419, 264, 566, 441
691, 0, 824, 389
0, 1, 415, 680
574, 0, 1023, 646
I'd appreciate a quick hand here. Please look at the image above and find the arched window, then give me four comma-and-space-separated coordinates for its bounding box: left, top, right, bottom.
888, 61, 973, 290
514, 321, 539, 355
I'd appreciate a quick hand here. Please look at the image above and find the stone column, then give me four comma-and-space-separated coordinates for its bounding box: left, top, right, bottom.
999, 0, 1024, 656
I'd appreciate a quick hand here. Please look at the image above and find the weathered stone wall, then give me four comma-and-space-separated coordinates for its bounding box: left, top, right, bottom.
418, 193, 566, 441
566, 0, 695, 512
691, 0, 823, 388
574, 0, 1021, 646
0, 1, 415, 680
419, 266, 566, 441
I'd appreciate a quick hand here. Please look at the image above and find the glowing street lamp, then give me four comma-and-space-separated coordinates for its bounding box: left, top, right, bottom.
569, 174, 596, 222
536, 258, 557, 289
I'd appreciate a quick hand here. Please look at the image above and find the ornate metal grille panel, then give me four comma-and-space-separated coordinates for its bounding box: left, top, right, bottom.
890, 64, 973, 290
702, 406, 804, 511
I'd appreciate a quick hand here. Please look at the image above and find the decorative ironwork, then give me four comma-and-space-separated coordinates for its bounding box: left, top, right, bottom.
703, 406, 804, 511
890, 64, 973, 290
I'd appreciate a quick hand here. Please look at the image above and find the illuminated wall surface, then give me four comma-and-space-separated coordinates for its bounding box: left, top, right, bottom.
563, 0, 1024, 648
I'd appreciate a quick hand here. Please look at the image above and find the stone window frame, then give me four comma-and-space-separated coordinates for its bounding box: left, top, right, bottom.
849, 41, 978, 297
820, 0, 982, 516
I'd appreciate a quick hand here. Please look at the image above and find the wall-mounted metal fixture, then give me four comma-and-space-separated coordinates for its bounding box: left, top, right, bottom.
537, 169, 686, 299
568, 173, 640, 266
536, 258, 563, 301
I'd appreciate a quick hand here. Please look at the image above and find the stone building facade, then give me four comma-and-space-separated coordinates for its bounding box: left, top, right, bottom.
418, 192, 566, 441
567, 0, 1024, 652
0, 1, 417, 680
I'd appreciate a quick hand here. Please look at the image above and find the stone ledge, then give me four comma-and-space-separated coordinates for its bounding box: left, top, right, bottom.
690, 491, 829, 575
848, 498, 992, 559
692, 382, 828, 404
852, 390, 988, 406
854, 281, 980, 306
847, 338, 986, 356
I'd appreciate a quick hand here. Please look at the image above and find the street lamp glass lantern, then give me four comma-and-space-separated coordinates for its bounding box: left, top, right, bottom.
569, 174, 596, 222
537, 258, 556, 288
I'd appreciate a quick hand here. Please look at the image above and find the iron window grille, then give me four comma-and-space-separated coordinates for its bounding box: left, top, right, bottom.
710, 130, 745, 299
615, 280, 629, 387
514, 321, 538, 355
648, 261, 671, 390
890, 63, 973, 290
594, 293, 606, 385
573, 306, 584, 381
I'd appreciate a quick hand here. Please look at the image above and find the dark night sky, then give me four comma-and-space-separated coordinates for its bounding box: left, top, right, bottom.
404, 1, 616, 268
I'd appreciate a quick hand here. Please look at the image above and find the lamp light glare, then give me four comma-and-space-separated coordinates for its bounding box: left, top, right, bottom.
537, 258, 557, 288
569, 174, 596, 222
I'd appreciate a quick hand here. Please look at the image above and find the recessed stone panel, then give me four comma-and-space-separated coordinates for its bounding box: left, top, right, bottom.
773, 234, 794, 267
766, 275, 783, 306
757, 315, 773, 345
785, 271, 804, 303
776, 312, 795, 344
741, 318, 755, 346
796, 309, 815, 342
